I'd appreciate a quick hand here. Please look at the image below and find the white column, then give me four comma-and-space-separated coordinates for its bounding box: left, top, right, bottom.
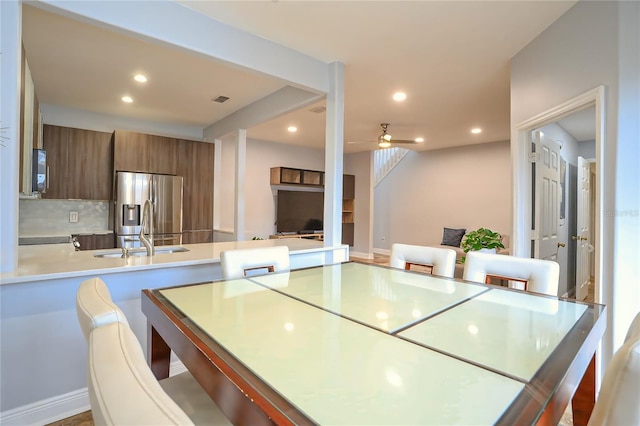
323, 61, 345, 262
0, 0, 21, 272
234, 130, 247, 241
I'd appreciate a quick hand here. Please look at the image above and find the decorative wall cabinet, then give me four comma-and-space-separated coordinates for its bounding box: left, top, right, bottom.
270, 167, 325, 187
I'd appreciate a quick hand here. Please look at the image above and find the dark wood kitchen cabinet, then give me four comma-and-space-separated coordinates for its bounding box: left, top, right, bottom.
72, 233, 115, 250
42, 125, 113, 200
177, 139, 214, 240
112, 130, 176, 175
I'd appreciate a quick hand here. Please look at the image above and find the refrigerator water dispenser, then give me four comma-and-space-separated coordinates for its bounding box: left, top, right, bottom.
122, 204, 140, 226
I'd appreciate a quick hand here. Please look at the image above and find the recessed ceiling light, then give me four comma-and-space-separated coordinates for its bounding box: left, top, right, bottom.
134, 74, 147, 83
415, 137, 424, 143
393, 92, 407, 102
121, 96, 133, 103
287, 126, 298, 133
471, 128, 482, 134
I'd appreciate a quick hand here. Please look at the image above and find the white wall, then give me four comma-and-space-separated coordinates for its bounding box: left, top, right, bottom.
41, 104, 204, 140
511, 0, 640, 360
217, 137, 326, 239
578, 139, 596, 159
373, 141, 511, 251
0, 0, 21, 272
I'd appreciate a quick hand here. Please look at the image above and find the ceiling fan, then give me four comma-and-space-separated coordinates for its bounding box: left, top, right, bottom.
348, 123, 422, 148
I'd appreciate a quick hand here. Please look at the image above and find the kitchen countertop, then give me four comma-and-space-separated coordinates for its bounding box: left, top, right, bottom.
0, 239, 336, 285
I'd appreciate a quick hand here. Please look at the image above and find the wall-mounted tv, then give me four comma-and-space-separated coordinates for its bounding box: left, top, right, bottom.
276, 190, 324, 233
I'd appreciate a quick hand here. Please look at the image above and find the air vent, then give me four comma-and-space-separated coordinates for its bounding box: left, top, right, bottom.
309, 106, 326, 113
212, 96, 230, 103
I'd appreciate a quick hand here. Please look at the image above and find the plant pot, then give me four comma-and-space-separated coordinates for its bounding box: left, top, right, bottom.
477, 248, 497, 254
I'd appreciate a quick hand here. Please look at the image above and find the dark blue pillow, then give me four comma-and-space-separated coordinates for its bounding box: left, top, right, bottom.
441, 228, 466, 247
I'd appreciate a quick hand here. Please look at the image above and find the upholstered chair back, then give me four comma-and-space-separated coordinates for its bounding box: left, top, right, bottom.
76, 277, 128, 342
587, 321, 640, 425
462, 251, 559, 296
88, 322, 195, 426
389, 243, 457, 278
220, 246, 290, 280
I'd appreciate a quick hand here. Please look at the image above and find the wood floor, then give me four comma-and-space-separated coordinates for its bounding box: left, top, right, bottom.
51, 254, 593, 426
45, 410, 93, 426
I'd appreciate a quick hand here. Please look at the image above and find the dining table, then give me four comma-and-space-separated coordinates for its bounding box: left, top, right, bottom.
141, 261, 606, 426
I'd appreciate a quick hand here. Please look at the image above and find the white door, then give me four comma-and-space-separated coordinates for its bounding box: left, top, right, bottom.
575, 156, 591, 300
533, 131, 561, 264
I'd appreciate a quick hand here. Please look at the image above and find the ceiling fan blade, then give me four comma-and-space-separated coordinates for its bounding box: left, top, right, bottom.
346, 140, 376, 144
389, 139, 421, 144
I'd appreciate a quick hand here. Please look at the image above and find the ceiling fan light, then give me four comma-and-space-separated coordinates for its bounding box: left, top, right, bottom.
383, 133, 392, 142
378, 140, 391, 148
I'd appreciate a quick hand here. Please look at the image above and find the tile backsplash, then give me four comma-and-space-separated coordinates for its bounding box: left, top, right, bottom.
19, 199, 110, 236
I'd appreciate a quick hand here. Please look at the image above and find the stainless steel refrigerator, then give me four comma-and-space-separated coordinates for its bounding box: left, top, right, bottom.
114, 172, 183, 248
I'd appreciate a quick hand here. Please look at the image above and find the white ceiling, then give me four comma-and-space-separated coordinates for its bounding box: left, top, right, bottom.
22, 1, 579, 153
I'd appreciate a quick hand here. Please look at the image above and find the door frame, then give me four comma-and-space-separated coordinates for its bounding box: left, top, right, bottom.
511, 86, 604, 305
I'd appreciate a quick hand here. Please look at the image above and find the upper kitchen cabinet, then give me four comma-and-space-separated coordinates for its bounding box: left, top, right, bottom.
19, 49, 43, 195
176, 139, 214, 234
42, 125, 113, 200
113, 130, 177, 175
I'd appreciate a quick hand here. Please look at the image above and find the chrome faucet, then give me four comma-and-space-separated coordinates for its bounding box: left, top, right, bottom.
139, 199, 155, 256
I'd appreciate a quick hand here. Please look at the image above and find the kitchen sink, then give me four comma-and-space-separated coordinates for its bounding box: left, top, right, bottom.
93, 246, 190, 258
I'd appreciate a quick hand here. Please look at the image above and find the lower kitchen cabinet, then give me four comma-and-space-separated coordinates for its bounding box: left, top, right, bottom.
72, 233, 115, 251
182, 230, 213, 244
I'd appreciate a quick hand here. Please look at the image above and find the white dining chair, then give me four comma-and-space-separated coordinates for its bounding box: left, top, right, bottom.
624, 311, 640, 343
462, 251, 559, 296
76, 277, 231, 426
220, 245, 290, 280
76, 277, 129, 342
389, 243, 457, 278
89, 321, 198, 426
587, 312, 640, 425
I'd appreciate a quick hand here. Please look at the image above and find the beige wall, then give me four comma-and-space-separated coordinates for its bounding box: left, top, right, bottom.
373, 141, 511, 251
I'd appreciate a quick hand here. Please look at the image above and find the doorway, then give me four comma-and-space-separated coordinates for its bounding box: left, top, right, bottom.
531, 110, 597, 300
512, 86, 604, 306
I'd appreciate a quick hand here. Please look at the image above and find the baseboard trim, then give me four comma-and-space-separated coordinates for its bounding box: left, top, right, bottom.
373, 248, 391, 256
0, 388, 89, 426
0, 360, 187, 425
348, 251, 373, 260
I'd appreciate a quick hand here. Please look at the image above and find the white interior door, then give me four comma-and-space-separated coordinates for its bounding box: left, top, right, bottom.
533, 131, 561, 264
575, 156, 591, 300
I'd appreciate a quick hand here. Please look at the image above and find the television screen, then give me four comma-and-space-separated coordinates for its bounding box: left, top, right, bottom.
276, 190, 324, 233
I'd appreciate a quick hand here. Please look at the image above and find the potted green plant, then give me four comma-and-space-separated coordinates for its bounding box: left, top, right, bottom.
460, 228, 505, 263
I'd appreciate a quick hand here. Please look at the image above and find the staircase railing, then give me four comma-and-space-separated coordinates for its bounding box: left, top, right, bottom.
374, 147, 409, 186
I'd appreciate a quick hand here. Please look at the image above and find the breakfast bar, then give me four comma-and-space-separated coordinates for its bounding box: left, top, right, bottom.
0, 239, 347, 424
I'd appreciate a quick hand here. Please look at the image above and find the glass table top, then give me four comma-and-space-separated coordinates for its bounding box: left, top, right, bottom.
249, 262, 488, 333
398, 288, 588, 380
160, 278, 525, 425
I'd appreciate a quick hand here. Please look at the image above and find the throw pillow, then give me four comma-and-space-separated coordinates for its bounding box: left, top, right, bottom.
441, 227, 466, 247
